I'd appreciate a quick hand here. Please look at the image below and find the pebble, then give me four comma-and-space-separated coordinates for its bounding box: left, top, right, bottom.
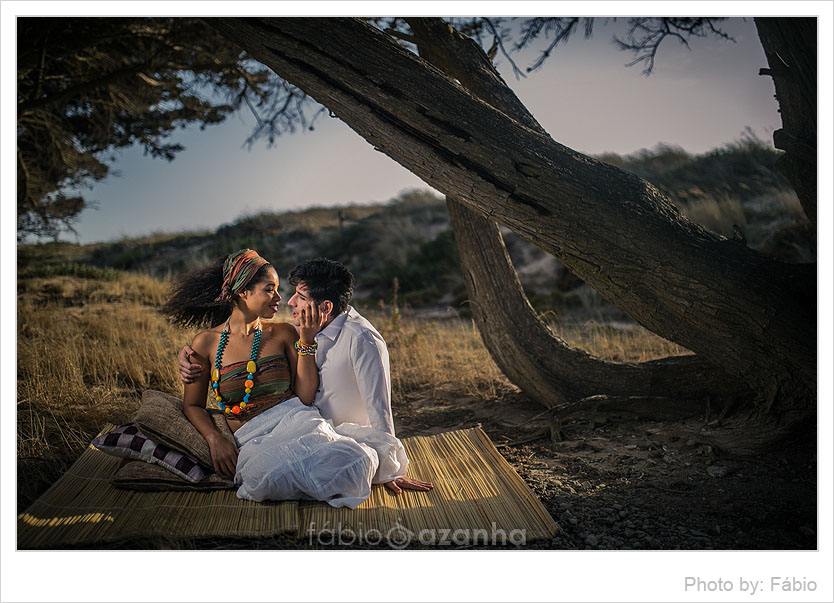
707, 465, 729, 478
585, 534, 599, 547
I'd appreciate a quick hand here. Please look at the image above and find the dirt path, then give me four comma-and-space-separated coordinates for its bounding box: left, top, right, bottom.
394, 389, 817, 550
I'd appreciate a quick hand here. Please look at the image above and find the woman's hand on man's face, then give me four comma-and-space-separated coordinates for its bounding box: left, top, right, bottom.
298, 301, 328, 341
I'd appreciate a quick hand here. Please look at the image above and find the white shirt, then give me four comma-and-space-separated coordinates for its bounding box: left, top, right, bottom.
313, 306, 396, 436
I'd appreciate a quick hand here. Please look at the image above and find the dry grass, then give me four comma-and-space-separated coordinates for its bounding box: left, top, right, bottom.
385, 314, 513, 400
551, 321, 690, 363
362, 308, 689, 402
680, 197, 747, 239
17, 272, 192, 510
17, 272, 685, 512
17, 272, 170, 307
679, 189, 806, 245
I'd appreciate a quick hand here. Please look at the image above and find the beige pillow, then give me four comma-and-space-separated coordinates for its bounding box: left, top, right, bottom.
134, 389, 235, 470
112, 459, 234, 491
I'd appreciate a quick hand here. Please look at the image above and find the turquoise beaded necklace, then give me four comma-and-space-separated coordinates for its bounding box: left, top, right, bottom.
211, 318, 261, 416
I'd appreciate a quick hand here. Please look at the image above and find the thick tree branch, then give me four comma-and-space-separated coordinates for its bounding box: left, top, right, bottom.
405, 17, 751, 409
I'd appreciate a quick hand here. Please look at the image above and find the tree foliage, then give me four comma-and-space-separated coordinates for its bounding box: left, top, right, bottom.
16, 17, 314, 240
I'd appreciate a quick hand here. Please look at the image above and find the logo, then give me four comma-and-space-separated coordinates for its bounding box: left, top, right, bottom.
306, 520, 526, 548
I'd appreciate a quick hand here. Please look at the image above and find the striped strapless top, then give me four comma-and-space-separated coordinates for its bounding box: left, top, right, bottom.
215, 354, 296, 421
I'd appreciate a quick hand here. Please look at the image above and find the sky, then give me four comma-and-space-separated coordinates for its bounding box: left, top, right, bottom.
64, 16, 784, 244
2, 3, 833, 603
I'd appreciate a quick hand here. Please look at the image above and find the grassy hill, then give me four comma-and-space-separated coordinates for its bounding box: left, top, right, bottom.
18, 135, 812, 315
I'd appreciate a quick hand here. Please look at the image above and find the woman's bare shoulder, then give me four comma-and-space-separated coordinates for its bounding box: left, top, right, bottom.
190, 328, 221, 356
262, 321, 298, 341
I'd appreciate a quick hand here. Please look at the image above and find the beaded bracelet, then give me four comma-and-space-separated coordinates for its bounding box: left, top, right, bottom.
295, 339, 318, 356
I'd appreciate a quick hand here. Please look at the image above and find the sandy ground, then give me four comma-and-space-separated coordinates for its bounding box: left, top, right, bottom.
393, 388, 817, 550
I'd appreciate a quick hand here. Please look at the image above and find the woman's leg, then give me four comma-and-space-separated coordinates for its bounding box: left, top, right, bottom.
235, 400, 379, 508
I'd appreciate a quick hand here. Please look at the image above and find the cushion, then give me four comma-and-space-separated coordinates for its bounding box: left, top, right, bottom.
134, 389, 235, 470
92, 423, 208, 483
112, 459, 234, 492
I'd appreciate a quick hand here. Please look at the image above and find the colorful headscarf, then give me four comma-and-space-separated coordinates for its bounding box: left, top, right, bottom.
215, 249, 269, 303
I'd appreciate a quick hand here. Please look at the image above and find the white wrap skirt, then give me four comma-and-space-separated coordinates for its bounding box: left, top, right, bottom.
233, 397, 408, 509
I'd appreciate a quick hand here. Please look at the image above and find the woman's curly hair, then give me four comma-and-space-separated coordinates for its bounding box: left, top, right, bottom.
162, 255, 273, 329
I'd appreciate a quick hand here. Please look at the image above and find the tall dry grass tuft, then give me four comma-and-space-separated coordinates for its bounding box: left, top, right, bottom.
380, 313, 514, 400
680, 197, 747, 239
17, 272, 191, 510
552, 321, 690, 363
678, 188, 807, 249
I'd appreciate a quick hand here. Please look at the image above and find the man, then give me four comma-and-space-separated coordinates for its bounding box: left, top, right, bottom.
178, 258, 432, 495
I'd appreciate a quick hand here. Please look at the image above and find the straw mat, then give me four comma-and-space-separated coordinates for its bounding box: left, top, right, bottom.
299, 427, 559, 546
17, 424, 297, 548
18, 425, 558, 548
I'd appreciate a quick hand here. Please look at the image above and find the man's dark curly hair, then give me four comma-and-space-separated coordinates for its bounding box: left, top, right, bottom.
289, 258, 354, 317
162, 255, 273, 329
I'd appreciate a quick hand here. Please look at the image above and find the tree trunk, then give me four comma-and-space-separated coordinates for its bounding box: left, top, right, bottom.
405, 18, 752, 415
208, 17, 815, 413
448, 201, 752, 409
755, 18, 817, 225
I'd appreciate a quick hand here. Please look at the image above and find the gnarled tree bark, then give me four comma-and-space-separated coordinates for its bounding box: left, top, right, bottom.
405, 17, 753, 416
208, 17, 815, 419
755, 18, 816, 225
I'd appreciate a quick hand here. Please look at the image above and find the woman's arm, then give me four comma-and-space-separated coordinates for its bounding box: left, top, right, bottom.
182, 331, 239, 477
285, 304, 324, 405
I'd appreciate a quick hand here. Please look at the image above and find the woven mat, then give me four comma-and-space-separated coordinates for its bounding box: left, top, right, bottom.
18, 426, 558, 549
298, 428, 559, 546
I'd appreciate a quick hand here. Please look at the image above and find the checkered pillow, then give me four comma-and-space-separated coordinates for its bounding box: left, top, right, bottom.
92, 423, 208, 483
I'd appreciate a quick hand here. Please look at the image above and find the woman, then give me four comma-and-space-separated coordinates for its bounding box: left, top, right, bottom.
164, 249, 386, 508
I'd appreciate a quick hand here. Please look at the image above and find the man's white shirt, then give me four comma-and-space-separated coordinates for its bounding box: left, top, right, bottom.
312, 306, 396, 436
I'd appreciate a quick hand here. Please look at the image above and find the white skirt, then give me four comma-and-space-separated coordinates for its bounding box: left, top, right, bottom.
233, 397, 408, 509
